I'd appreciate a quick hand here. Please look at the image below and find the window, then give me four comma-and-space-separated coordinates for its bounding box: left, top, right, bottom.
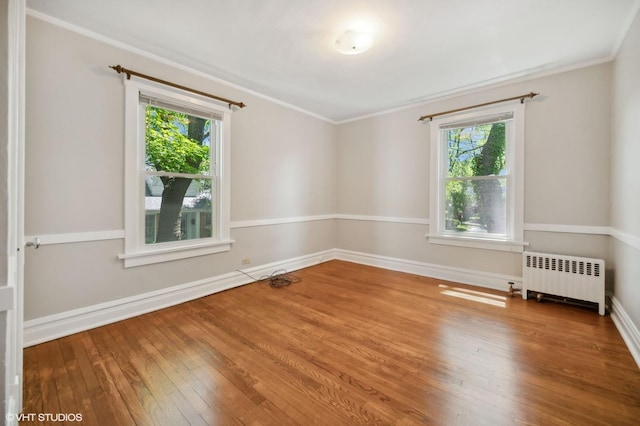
428, 103, 524, 251
119, 79, 232, 267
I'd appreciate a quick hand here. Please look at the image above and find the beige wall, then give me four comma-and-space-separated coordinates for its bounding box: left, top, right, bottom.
611, 10, 640, 326
337, 109, 429, 218
24, 16, 337, 320
336, 63, 612, 276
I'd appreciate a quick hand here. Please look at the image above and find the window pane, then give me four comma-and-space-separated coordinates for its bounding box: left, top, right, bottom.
145, 105, 211, 175
145, 176, 214, 244
446, 122, 506, 178
445, 177, 506, 235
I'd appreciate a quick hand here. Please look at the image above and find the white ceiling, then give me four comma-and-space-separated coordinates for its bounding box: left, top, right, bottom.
26, 0, 640, 122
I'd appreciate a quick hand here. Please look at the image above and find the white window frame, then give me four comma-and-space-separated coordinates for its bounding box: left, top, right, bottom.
427, 103, 525, 252
119, 79, 233, 267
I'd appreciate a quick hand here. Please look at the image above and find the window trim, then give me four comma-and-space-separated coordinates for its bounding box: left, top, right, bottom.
427, 103, 525, 252
119, 79, 233, 267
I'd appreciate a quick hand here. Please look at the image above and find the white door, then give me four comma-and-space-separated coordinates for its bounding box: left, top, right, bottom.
3, 0, 25, 422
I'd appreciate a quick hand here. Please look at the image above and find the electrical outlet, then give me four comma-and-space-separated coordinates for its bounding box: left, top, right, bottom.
241, 258, 251, 265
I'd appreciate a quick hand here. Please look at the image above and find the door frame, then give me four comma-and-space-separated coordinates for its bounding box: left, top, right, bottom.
4, 0, 25, 421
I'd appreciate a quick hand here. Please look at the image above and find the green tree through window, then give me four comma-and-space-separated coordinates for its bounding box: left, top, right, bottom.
145, 106, 212, 243
445, 121, 506, 235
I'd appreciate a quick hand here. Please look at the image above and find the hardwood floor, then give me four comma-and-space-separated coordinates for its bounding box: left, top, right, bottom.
21, 260, 640, 425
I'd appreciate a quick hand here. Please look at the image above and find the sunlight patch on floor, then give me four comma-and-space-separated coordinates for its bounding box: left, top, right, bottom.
439, 284, 506, 308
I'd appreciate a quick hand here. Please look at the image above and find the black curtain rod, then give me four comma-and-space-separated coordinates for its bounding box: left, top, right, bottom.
418, 92, 539, 122
109, 65, 246, 109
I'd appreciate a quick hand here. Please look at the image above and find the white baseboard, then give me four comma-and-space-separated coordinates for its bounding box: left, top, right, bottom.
610, 296, 640, 369
22, 246, 640, 375
334, 249, 521, 291
23, 249, 335, 347
22, 248, 519, 346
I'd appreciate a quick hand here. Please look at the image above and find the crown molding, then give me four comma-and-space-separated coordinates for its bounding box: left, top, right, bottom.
26, 8, 336, 125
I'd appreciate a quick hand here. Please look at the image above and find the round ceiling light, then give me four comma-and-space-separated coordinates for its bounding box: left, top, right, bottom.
335, 30, 374, 55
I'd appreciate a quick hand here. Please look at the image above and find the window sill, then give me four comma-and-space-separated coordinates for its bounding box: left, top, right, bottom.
119, 239, 234, 268
426, 234, 527, 252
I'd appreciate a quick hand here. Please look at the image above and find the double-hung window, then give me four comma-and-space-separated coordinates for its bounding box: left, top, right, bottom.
120, 79, 232, 267
428, 103, 524, 252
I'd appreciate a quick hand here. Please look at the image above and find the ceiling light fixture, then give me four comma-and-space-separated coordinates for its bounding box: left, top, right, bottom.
335, 30, 374, 55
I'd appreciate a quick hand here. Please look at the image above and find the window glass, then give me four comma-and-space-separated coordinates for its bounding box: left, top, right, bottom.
144, 105, 216, 244
144, 177, 214, 244
443, 120, 508, 236
444, 177, 507, 234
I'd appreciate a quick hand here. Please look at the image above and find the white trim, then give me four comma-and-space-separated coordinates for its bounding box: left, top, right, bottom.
25, 9, 335, 124
334, 249, 521, 291
610, 295, 640, 369
6, 0, 25, 419
335, 214, 429, 225
524, 223, 611, 235
336, 56, 614, 125
23, 249, 336, 347
610, 228, 640, 251
0, 287, 15, 312
118, 240, 234, 268
24, 230, 125, 246
231, 214, 429, 228
231, 214, 335, 229
24, 220, 618, 245
426, 234, 527, 252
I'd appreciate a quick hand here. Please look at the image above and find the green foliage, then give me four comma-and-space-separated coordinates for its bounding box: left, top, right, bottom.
471, 123, 506, 233
144, 105, 212, 244
444, 122, 506, 233
472, 123, 505, 176
145, 106, 210, 175
447, 125, 492, 176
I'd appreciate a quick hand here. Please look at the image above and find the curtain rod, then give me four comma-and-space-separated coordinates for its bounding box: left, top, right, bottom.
418, 92, 539, 122
109, 65, 246, 109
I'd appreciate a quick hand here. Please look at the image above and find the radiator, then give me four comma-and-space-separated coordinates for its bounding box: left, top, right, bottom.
522, 251, 605, 315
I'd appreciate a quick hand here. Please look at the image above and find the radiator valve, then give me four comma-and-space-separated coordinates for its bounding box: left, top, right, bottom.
508, 281, 521, 298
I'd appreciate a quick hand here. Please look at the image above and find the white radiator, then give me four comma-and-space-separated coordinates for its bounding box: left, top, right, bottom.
522, 251, 605, 315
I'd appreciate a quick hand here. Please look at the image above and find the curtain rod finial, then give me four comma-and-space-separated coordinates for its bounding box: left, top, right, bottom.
109, 65, 131, 79
523, 92, 539, 102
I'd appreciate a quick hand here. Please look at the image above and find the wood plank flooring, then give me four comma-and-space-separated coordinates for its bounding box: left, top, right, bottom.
21, 260, 640, 425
